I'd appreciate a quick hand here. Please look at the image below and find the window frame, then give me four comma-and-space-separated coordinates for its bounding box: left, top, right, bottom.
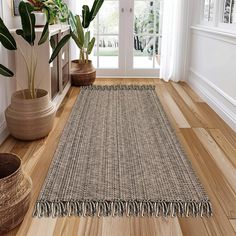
199, 0, 236, 32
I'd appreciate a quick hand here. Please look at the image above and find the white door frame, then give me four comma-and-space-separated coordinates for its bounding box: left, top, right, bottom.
96, 0, 161, 78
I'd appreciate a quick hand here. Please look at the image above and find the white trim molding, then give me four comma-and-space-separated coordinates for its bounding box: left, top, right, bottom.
188, 68, 236, 132
191, 25, 236, 45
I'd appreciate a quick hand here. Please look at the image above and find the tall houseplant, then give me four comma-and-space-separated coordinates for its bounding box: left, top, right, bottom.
49, 0, 104, 86
0, 1, 63, 140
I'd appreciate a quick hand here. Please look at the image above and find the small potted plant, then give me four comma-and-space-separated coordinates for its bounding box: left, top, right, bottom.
42, 0, 69, 25
0, 2, 64, 140
27, 0, 47, 27
49, 0, 104, 86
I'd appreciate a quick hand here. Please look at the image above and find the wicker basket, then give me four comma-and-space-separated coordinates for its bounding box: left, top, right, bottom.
0, 153, 32, 234
71, 60, 96, 86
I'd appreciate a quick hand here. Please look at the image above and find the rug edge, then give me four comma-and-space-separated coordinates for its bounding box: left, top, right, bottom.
81, 85, 156, 91
33, 200, 213, 218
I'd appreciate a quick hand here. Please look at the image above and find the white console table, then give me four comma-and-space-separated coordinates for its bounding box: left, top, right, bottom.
11, 24, 71, 110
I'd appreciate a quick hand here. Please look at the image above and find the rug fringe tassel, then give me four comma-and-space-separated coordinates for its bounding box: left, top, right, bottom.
81, 85, 156, 91
33, 200, 212, 218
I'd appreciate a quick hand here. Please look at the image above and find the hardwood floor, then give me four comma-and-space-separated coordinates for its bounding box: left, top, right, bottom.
1, 78, 236, 236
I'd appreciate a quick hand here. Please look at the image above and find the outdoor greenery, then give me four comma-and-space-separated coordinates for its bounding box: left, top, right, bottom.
134, 0, 160, 57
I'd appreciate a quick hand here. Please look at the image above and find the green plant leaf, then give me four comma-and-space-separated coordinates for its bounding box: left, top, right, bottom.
69, 11, 76, 33
75, 15, 84, 45
0, 64, 14, 77
49, 34, 71, 63
0, 17, 17, 50
84, 31, 90, 48
71, 31, 83, 49
50, 36, 56, 49
18, 1, 36, 45
87, 37, 95, 55
90, 0, 104, 21
38, 22, 49, 45
82, 5, 91, 28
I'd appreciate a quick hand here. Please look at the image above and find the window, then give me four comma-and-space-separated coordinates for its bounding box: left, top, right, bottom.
203, 0, 215, 22
223, 0, 236, 23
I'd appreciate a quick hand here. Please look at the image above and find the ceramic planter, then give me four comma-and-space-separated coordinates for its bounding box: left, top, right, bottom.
71, 60, 96, 86
33, 11, 47, 27
0, 153, 32, 234
5, 89, 56, 141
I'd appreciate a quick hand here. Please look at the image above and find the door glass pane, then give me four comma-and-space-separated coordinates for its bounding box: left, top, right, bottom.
96, 36, 119, 68
134, 1, 154, 34
133, 0, 161, 69
94, 1, 119, 34
133, 35, 154, 68
94, 0, 119, 69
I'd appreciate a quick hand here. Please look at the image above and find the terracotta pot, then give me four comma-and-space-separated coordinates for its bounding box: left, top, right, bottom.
33, 11, 47, 27
5, 89, 56, 141
0, 153, 32, 234
71, 60, 96, 86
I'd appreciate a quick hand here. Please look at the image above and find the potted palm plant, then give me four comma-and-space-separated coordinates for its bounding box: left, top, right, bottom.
0, 1, 63, 140
49, 0, 104, 86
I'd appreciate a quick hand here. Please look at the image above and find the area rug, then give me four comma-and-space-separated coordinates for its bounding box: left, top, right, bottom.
34, 85, 212, 218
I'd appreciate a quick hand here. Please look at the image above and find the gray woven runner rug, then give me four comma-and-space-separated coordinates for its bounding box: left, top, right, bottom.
34, 85, 212, 218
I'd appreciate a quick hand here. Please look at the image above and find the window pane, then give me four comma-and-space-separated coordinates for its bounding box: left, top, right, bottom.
204, 0, 214, 21
232, 0, 236, 23
223, 0, 231, 23
95, 36, 119, 69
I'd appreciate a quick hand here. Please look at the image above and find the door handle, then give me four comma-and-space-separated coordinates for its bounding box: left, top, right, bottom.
130, 8, 133, 13
121, 8, 124, 13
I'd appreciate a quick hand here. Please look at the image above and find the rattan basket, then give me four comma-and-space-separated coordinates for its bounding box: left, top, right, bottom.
0, 153, 32, 234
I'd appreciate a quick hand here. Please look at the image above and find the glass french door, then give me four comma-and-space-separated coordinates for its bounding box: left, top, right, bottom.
77, 0, 163, 77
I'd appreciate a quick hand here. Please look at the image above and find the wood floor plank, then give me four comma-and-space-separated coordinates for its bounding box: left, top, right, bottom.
1, 79, 235, 236
52, 217, 81, 236
180, 128, 236, 218
171, 82, 213, 128
27, 218, 57, 236
166, 83, 204, 127
194, 128, 236, 194
180, 129, 235, 235
180, 82, 204, 103
129, 218, 182, 236
230, 220, 236, 233
179, 218, 209, 236
0, 137, 17, 152
209, 129, 236, 169
196, 103, 236, 147
155, 85, 191, 129
76, 217, 103, 236
102, 217, 131, 236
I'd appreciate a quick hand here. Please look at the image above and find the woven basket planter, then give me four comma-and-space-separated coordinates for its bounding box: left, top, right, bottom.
71, 60, 96, 86
0, 153, 32, 234
5, 89, 56, 141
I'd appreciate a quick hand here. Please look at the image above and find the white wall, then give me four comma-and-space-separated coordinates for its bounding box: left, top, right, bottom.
0, 0, 24, 144
0, 0, 18, 144
187, 2, 236, 131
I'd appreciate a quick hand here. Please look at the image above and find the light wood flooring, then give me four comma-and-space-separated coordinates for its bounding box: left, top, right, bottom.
1, 78, 236, 236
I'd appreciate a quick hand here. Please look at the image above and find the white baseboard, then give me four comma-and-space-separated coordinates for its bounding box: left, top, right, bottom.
0, 121, 9, 145
188, 69, 236, 132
